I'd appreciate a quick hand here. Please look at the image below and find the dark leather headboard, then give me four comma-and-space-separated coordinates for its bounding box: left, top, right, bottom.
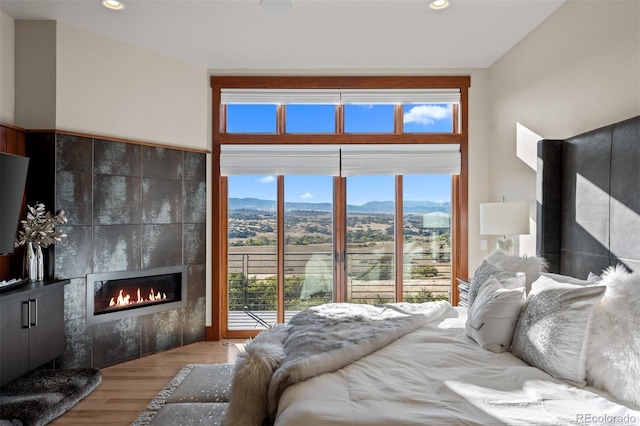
537, 115, 640, 278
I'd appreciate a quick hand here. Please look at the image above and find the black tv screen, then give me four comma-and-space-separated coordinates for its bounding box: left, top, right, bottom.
0, 152, 29, 256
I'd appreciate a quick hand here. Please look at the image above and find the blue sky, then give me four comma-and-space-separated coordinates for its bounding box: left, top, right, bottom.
228, 174, 452, 205
227, 103, 453, 205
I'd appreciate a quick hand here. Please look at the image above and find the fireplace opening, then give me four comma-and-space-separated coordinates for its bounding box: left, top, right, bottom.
87, 265, 187, 325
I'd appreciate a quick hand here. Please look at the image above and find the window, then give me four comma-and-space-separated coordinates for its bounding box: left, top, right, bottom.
286, 105, 335, 133
227, 105, 276, 133
211, 76, 469, 340
344, 105, 394, 133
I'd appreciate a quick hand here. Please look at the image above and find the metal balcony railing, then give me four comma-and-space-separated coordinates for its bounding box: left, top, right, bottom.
227, 250, 451, 330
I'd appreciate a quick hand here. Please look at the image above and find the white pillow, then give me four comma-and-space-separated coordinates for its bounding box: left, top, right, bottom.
541, 272, 593, 286
511, 275, 605, 386
587, 271, 602, 282
485, 249, 548, 291
587, 264, 640, 409
467, 259, 526, 307
465, 275, 525, 353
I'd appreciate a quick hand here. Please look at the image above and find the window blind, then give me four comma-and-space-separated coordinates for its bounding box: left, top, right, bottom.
340, 89, 460, 104
220, 88, 460, 105
220, 145, 341, 176
340, 144, 461, 176
221, 89, 341, 105
220, 144, 460, 176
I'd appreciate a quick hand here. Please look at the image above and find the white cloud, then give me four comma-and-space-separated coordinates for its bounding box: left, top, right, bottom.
301, 192, 314, 199
403, 104, 451, 126
258, 175, 275, 184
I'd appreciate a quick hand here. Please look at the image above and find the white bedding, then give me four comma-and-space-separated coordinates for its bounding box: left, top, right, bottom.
275, 308, 639, 426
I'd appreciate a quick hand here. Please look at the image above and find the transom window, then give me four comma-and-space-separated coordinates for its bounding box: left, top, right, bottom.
221, 87, 461, 135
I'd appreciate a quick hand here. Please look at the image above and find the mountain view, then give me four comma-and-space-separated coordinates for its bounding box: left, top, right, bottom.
229, 198, 451, 214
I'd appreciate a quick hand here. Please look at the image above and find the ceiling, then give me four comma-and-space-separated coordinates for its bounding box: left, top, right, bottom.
0, 0, 566, 72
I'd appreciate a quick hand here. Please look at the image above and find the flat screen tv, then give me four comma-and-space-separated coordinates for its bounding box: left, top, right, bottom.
0, 152, 29, 256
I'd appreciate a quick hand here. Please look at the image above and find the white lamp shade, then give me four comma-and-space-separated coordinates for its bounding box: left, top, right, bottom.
480, 202, 530, 236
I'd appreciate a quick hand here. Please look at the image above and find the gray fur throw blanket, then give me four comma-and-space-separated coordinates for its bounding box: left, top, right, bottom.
223, 301, 455, 426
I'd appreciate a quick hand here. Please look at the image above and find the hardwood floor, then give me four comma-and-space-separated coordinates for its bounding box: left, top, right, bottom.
50, 340, 243, 425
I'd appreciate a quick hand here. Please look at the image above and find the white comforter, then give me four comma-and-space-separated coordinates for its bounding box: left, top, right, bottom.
275, 308, 640, 426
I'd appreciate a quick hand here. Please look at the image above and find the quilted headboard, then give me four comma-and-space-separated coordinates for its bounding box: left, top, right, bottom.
537, 115, 640, 278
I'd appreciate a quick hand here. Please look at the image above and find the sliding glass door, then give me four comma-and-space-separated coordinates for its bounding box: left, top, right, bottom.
284, 176, 333, 319
226, 173, 453, 330
345, 176, 396, 303
402, 175, 452, 303
227, 176, 277, 330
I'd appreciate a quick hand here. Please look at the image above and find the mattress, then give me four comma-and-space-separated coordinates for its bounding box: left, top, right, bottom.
274, 308, 639, 426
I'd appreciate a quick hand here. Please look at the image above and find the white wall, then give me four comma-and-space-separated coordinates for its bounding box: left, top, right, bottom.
14, 20, 57, 129
487, 0, 640, 259
56, 23, 209, 151
466, 69, 491, 273
0, 11, 15, 124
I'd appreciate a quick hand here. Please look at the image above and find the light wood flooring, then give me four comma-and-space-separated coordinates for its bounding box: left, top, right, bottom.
50, 340, 243, 426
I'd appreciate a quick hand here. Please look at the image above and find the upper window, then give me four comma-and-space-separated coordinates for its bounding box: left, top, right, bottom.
403, 104, 454, 133
220, 88, 462, 135
344, 105, 394, 133
286, 105, 335, 133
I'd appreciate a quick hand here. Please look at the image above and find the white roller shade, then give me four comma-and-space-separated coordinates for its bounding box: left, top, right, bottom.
220, 88, 460, 105
220, 145, 340, 176
340, 89, 460, 104
221, 89, 341, 105
340, 144, 460, 176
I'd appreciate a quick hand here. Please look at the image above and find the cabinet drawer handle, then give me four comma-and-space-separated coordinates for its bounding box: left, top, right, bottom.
30, 299, 38, 327
22, 301, 30, 329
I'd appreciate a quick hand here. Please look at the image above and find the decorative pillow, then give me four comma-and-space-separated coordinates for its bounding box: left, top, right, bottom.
541, 272, 603, 286
587, 271, 602, 282
465, 275, 526, 353
511, 275, 605, 386
468, 259, 526, 307
485, 249, 548, 291
541, 272, 592, 286
586, 264, 640, 408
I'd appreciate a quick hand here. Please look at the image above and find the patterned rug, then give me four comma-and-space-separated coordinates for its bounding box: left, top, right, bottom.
132, 364, 234, 426
0, 368, 101, 426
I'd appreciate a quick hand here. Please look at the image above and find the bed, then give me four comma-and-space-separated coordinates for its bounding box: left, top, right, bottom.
224, 116, 640, 426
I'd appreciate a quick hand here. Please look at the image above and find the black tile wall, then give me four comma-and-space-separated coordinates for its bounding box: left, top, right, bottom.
141, 224, 182, 268
27, 133, 207, 369
184, 151, 206, 181
55, 225, 93, 280
94, 139, 141, 176
93, 225, 142, 273
56, 134, 92, 173
56, 171, 92, 225
94, 175, 143, 225
142, 146, 183, 179
142, 178, 183, 224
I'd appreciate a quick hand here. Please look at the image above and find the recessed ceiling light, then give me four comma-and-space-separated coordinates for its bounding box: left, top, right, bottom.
259, 0, 294, 13
430, 0, 449, 10
100, 0, 125, 11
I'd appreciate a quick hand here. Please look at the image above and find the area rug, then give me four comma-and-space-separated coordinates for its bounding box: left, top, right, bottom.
0, 368, 102, 426
132, 363, 233, 426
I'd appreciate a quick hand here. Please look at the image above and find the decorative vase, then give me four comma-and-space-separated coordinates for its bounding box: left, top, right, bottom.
24, 242, 37, 282
35, 244, 44, 281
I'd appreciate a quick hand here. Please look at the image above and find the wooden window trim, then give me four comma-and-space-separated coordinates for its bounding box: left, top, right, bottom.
209, 76, 469, 340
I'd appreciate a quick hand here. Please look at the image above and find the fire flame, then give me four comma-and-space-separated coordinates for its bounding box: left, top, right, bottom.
108, 287, 167, 308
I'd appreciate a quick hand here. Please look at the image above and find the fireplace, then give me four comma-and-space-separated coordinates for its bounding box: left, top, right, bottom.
86, 265, 187, 325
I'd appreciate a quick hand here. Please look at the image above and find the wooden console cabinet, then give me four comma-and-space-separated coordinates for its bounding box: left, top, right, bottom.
0, 280, 68, 386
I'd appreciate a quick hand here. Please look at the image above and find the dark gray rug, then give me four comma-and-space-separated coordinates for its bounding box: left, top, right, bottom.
0, 368, 101, 426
